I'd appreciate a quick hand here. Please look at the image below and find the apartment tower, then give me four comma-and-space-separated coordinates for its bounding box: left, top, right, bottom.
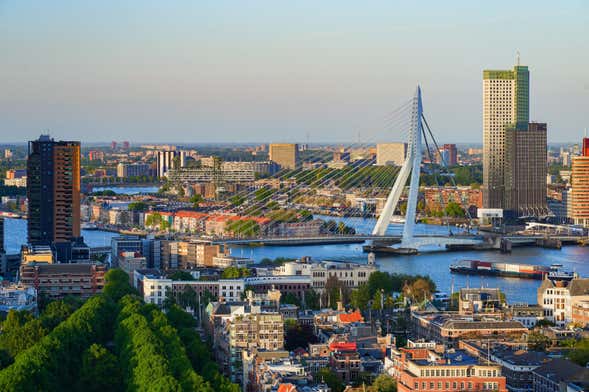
269, 143, 298, 170
572, 137, 589, 227
27, 135, 81, 260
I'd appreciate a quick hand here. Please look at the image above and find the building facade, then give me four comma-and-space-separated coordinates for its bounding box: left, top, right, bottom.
27, 135, 82, 262
572, 138, 589, 227
269, 144, 298, 170
504, 122, 548, 216
376, 143, 407, 166
482, 64, 529, 212
20, 263, 105, 299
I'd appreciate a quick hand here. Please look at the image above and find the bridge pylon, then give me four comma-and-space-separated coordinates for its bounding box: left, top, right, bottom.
372, 86, 422, 248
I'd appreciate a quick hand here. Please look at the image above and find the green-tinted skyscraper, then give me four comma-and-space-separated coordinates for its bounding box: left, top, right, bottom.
482, 63, 547, 217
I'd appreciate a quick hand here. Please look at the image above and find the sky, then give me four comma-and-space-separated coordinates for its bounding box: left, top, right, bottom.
0, 1, 587, 144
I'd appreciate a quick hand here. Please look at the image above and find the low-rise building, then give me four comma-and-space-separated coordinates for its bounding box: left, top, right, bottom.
411, 311, 528, 348
19, 263, 105, 299
134, 269, 244, 306
537, 275, 589, 326
390, 346, 507, 392
532, 358, 589, 392
0, 284, 37, 313
460, 340, 550, 392
274, 259, 376, 292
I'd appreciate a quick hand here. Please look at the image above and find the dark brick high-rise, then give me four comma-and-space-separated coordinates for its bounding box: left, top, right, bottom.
27, 135, 81, 256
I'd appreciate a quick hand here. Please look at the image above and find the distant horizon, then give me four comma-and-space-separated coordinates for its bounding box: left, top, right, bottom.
0, 2, 587, 143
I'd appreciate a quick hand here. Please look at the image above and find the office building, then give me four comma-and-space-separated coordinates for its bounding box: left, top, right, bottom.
269, 143, 298, 170
27, 135, 83, 262
376, 142, 407, 166
572, 138, 589, 227
157, 150, 186, 177
504, 122, 548, 216
482, 63, 529, 210
483, 62, 547, 218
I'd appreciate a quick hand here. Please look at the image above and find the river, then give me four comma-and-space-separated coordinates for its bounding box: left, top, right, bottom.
230, 215, 589, 304
5, 186, 589, 304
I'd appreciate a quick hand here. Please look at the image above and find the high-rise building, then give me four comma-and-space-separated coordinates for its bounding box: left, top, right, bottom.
27, 135, 82, 261
504, 122, 548, 216
156, 150, 185, 177
441, 144, 458, 166
572, 138, 589, 227
269, 143, 298, 170
482, 64, 529, 210
482, 62, 547, 217
27, 135, 81, 244
0, 217, 4, 254
376, 142, 407, 166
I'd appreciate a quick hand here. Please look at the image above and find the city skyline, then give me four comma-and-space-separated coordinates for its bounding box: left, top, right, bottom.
0, 1, 587, 143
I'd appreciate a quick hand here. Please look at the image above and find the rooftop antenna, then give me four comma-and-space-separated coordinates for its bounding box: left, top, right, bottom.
516, 51, 521, 66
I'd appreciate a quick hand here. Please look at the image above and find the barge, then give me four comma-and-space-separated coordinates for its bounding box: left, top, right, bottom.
449, 259, 553, 280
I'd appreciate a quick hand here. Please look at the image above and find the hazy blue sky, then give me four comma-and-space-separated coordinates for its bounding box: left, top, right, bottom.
0, 1, 587, 144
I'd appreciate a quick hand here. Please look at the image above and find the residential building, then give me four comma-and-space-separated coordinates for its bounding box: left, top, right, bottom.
157, 150, 185, 177
27, 135, 83, 262
538, 275, 589, 326
166, 166, 255, 183
134, 269, 245, 305
411, 311, 527, 347
572, 137, 589, 227
244, 275, 311, 299
532, 358, 589, 392
21, 245, 54, 264
111, 236, 143, 266
207, 299, 285, 384
458, 288, 502, 315
116, 163, 151, 178
269, 143, 298, 170
376, 142, 407, 166
423, 186, 482, 211
572, 298, 589, 327
459, 340, 549, 392
482, 63, 528, 211
390, 346, 507, 392
441, 144, 457, 166
19, 263, 105, 299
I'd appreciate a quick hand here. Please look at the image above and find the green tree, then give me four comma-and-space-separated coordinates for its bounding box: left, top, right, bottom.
128, 201, 148, 212
372, 374, 397, 392
78, 344, 122, 392
303, 289, 320, 310
351, 284, 371, 310
527, 331, 551, 351
445, 201, 465, 217
190, 194, 204, 208
568, 338, 589, 366
103, 269, 137, 302
315, 368, 344, 392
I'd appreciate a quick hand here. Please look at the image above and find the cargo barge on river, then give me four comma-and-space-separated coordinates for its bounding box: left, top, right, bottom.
449, 259, 554, 280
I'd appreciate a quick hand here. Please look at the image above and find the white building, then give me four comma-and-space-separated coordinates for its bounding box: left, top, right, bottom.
134, 270, 244, 306
537, 275, 589, 326
273, 259, 376, 292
